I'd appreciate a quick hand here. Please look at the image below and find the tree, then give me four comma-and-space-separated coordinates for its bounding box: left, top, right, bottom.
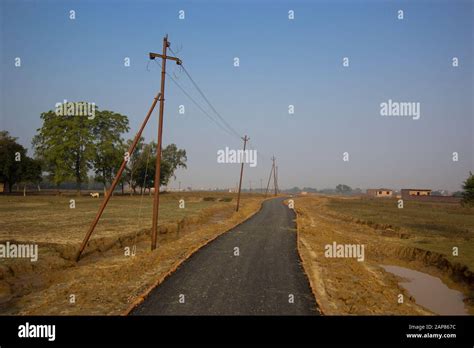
33, 109, 94, 194
161, 144, 187, 185
124, 137, 145, 195
135, 142, 156, 194
0, 131, 27, 192
461, 172, 474, 206
134, 142, 187, 193
19, 157, 43, 196
91, 111, 129, 192
287, 187, 301, 193
33, 105, 130, 194
336, 184, 352, 194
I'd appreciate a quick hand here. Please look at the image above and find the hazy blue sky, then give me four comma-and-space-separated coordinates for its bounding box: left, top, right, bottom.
1, 0, 472, 191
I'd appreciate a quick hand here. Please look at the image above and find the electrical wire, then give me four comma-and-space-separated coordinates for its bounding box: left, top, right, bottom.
152, 60, 238, 139
169, 47, 243, 141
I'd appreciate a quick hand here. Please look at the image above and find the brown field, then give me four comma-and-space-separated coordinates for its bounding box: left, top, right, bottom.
0, 192, 265, 315
294, 195, 474, 315
2, 192, 472, 316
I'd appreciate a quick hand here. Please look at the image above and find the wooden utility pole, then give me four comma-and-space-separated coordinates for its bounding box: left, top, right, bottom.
75, 92, 162, 261
264, 156, 276, 198
275, 165, 279, 195
236, 135, 249, 212
272, 157, 278, 196
149, 35, 182, 251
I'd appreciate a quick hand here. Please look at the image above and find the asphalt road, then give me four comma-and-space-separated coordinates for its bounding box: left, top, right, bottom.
131, 197, 319, 315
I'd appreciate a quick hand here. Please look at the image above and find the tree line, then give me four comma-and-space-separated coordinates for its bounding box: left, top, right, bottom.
0, 104, 186, 194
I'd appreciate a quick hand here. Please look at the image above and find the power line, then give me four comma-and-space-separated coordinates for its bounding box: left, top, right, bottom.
153, 60, 238, 139
169, 46, 243, 140
169, 47, 271, 162
181, 65, 242, 139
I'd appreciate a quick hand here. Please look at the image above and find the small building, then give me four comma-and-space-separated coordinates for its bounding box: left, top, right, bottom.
401, 189, 431, 198
367, 188, 393, 198
0, 182, 4, 193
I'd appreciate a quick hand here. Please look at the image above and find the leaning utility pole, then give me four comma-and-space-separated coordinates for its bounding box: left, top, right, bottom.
149, 35, 182, 251
75, 92, 162, 262
236, 135, 249, 212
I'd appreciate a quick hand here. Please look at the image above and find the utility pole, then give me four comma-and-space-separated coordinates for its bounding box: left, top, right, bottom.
149, 35, 182, 251
273, 157, 278, 196
264, 156, 275, 198
260, 178, 263, 194
236, 135, 249, 212
275, 165, 279, 195
75, 92, 162, 262
178, 181, 181, 191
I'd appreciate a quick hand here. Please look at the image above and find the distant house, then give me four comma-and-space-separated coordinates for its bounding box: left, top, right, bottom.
0, 182, 4, 193
400, 188, 460, 203
401, 189, 431, 198
367, 188, 393, 198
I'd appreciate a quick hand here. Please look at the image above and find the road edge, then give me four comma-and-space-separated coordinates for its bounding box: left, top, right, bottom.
292, 201, 325, 315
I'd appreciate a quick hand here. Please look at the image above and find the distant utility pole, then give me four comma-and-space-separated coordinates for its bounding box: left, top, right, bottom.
273, 159, 278, 196
148, 35, 182, 251
260, 178, 263, 193
236, 135, 249, 212
275, 165, 279, 195
178, 181, 181, 191
265, 156, 277, 198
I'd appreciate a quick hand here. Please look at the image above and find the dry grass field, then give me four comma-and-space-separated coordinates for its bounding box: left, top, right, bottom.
0, 192, 265, 315
1, 192, 235, 244
326, 197, 474, 270
294, 195, 474, 315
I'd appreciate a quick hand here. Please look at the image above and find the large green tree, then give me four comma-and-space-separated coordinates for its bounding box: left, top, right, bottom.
461, 171, 474, 206
33, 110, 93, 193
33, 105, 129, 194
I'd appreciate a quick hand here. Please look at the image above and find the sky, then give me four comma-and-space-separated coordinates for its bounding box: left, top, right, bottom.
1, 0, 473, 191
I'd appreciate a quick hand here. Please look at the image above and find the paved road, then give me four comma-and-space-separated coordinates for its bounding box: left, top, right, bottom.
132, 197, 319, 315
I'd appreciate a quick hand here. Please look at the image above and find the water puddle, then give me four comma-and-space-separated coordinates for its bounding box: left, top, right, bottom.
380, 265, 467, 315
